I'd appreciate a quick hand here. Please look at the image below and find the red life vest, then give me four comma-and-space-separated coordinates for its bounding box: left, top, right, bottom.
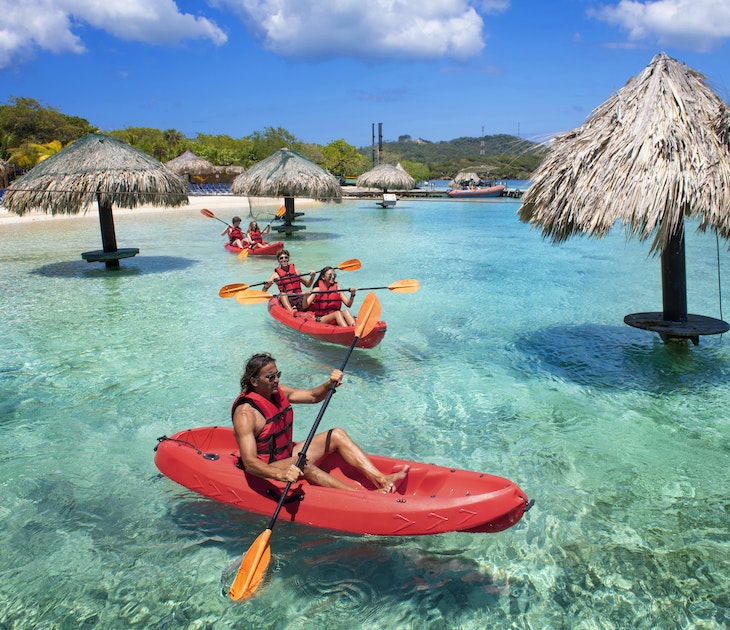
231, 389, 294, 463
275, 265, 302, 294
312, 279, 342, 317
249, 228, 263, 244
229, 226, 244, 243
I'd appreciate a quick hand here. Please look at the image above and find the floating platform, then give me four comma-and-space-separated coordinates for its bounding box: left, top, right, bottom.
81, 248, 139, 263
272, 224, 306, 235
624, 312, 729, 345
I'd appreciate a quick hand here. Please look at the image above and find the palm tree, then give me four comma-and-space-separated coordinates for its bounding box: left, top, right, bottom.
8, 140, 63, 168
30, 140, 63, 162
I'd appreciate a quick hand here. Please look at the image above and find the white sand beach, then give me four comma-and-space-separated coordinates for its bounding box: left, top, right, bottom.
0, 194, 326, 226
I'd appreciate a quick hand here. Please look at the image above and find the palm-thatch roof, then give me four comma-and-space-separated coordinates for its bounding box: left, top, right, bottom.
450, 171, 480, 187
231, 148, 341, 200
165, 150, 217, 178
218, 165, 245, 176
3, 133, 188, 267
519, 52, 730, 342
519, 52, 730, 254
356, 163, 415, 191
4, 133, 188, 216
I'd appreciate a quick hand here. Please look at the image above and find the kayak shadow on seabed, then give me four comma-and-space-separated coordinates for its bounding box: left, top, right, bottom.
264, 318, 388, 373
162, 494, 513, 608
511, 322, 730, 393
30, 255, 198, 278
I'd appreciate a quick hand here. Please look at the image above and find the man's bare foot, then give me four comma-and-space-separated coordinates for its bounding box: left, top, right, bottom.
378, 465, 409, 493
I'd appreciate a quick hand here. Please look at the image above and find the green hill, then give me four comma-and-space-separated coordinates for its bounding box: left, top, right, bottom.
363, 134, 547, 180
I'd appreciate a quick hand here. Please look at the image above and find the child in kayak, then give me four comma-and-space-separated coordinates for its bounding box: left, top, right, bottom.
304, 266, 356, 326
245, 220, 270, 250
263, 249, 315, 313
221, 216, 246, 249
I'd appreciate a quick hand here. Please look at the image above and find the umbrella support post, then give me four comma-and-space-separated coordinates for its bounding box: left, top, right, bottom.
98, 198, 120, 268
624, 224, 729, 344
272, 196, 306, 236
80, 197, 139, 268
283, 196, 295, 226
661, 227, 687, 323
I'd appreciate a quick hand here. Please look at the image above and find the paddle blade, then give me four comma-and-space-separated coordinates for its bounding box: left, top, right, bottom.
276, 205, 286, 217
200, 208, 215, 219
237, 248, 250, 259
336, 258, 362, 272
229, 529, 272, 601
354, 292, 382, 339
235, 289, 272, 305
388, 279, 420, 293
219, 283, 250, 298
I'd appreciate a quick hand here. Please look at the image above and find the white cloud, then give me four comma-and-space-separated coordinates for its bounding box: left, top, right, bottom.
0, 0, 227, 70
220, 0, 496, 60
593, 0, 730, 52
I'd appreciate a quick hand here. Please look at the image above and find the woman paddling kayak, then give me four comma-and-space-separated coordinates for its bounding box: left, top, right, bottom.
304, 266, 356, 326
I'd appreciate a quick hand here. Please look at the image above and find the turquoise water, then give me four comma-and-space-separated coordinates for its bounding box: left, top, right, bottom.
1, 197, 729, 629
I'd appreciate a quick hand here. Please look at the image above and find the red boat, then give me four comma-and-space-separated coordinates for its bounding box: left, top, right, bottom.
447, 184, 505, 198
154, 426, 532, 536
224, 241, 284, 256
267, 296, 387, 349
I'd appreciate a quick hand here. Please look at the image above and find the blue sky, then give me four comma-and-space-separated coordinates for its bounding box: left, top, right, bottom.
1, 0, 729, 148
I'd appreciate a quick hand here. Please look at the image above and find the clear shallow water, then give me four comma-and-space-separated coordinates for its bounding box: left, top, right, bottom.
1, 198, 729, 629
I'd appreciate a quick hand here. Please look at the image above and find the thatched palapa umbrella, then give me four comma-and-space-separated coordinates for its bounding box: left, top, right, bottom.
231, 148, 341, 235
519, 52, 730, 344
165, 150, 216, 183
356, 163, 415, 192
4, 133, 188, 268
450, 171, 480, 187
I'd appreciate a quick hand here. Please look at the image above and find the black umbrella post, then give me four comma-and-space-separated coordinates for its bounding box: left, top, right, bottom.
661, 222, 687, 322
624, 216, 729, 344
80, 192, 139, 269
284, 196, 295, 226
271, 195, 306, 237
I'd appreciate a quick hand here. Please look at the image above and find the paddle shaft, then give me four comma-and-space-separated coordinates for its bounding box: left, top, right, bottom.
265, 333, 361, 530
259, 263, 353, 290
282, 285, 393, 296
220, 260, 362, 298
201, 209, 231, 226
228, 293, 379, 601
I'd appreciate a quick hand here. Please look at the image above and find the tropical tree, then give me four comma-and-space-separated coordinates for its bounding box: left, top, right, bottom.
248, 127, 301, 162
399, 160, 429, 183
189, 134, 253, 166
0, 97, 94, 145
321, 139, 369, 176
108, 127, 168, 160
162, 129, 185, 160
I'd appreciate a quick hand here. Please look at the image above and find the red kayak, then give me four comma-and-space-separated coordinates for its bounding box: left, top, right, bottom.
224, 241, 284, 256
447, 184, 505, 198
267, 296, 386, 348
154, 426, 532, 536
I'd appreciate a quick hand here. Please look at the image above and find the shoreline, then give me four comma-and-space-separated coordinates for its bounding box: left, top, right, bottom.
0, 195, 324, 225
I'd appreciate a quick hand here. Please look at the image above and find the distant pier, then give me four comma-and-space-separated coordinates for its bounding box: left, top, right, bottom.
341, 186, 525, 201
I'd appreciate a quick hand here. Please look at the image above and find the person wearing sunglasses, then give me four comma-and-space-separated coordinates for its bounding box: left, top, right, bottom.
262, 248, 315, 314
304, 266, 357, 327
232, 352, 408, 491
